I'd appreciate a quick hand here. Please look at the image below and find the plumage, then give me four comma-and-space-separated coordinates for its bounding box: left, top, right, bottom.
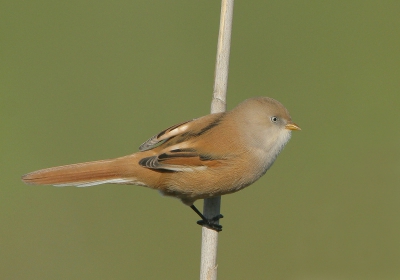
22, 97, 300, 229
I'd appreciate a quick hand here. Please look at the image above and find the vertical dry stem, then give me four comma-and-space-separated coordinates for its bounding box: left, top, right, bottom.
200, 0, 234, 279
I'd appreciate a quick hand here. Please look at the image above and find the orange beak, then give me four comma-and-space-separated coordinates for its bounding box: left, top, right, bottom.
285, 123, 301, 131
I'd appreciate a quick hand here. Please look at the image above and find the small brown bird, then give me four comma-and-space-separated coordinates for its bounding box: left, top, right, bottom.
22, 97, 300, 231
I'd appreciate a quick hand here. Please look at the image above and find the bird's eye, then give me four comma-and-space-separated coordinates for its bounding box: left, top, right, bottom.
270, 116, 278, 123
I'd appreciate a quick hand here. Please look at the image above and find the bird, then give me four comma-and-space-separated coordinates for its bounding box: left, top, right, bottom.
22, 97, 300, 231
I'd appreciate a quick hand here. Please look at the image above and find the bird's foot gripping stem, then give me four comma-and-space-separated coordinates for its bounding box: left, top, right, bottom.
190, 204, 224, 232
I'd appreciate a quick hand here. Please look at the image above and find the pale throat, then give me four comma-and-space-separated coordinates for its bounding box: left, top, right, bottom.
261, 129, 292, 170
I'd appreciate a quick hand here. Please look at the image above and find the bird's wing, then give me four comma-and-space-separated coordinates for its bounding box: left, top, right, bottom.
138, 113, 227, 171
139, 120, 193, 151
139, 147, 222, 172
139, 112, 225, 151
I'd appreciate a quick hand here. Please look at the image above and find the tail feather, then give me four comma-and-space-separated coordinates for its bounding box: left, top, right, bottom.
21, 157, 135, 187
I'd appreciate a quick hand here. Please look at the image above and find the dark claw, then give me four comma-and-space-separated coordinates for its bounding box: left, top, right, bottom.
190, 204, 224, 232
196, 214, 224, 232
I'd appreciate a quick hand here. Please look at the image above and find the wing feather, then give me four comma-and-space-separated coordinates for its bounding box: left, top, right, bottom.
139, 148, 222, 172
138, 113, 227, 171
139, 120, 192, 151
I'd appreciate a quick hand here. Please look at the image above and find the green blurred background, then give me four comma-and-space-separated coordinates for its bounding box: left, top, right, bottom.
2, 1, 399, 279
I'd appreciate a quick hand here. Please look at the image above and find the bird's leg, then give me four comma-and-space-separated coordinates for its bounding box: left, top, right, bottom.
190, 204, 224, 232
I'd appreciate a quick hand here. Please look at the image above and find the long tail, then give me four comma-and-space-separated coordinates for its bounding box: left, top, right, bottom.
21, 155, 139, 187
